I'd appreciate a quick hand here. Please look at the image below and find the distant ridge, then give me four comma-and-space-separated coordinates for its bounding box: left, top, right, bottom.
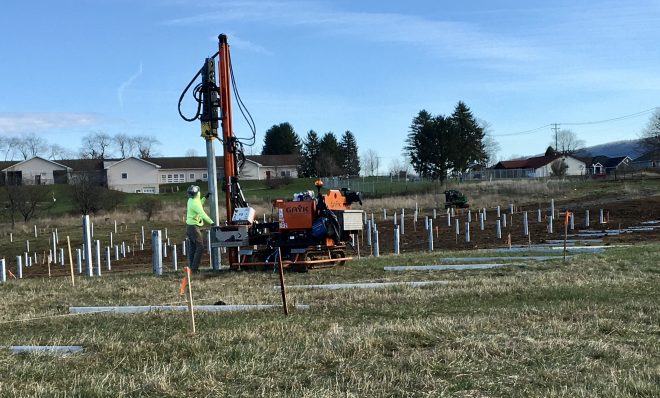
574, 139, 645, 159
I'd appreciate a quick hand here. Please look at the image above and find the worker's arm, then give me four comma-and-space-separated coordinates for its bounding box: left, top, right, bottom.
192, 200, 214, 225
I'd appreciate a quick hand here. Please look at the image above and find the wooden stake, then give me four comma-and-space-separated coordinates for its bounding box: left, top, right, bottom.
66, 236, 75, 287
184, 267, 196, 334
277, 248, 289, 316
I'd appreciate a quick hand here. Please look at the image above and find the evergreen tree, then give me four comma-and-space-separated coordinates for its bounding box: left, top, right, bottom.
317, 132, 343, 177
340, 130, 360, 177
450, 101, 487, 172
261, 122, 301, 155
298, 130, 321, 177
404, 110, 454, 183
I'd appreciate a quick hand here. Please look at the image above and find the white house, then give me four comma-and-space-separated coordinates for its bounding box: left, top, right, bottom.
1, 156, 71, 185
105, 157, 161, 193
493, 154, 586, 177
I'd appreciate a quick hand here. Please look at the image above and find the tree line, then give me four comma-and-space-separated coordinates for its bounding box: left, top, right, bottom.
0, 132, 160, 161
261, 122, 360, 177
405, 101, 489, 183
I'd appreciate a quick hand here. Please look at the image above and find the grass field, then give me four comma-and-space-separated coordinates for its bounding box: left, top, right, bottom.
0, 244, 658, 397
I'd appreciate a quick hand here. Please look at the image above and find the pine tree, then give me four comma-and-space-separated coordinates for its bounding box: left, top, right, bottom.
298, 130, 321, 177
317, 132, 342, 177
261, 122, 301, 155
450, 101, 487, 172
340, 130, 360, 177
404, 110, 454, 183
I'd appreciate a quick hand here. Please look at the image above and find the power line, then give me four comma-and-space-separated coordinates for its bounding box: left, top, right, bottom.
493, 106, 659, 137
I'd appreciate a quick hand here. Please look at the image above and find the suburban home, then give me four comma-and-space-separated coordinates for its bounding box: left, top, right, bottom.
492, 154, 586, 177
632, 151, 660, 169
587, 156, 632, 175
104, 157, 161, 193
0, 154, 299, 193
0, 156, 72, 185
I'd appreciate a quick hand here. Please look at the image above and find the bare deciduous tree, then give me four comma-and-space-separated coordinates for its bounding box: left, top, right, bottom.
47, 144, 73, 160
114, 133, 136, 158
361, 149, 380, 176
133, 135, 160, 159
185, 148, 199, 157
80, 131, 114, 159
478, 119, 501, 166
12, 134, 48, 160
640, 108, 660, 154
551, 129, 585, 155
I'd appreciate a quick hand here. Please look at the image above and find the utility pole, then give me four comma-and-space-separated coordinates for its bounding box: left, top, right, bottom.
552, 123, 560, 152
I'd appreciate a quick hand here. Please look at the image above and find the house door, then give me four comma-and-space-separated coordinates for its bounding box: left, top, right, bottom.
266, 171, 271, 180
34, 175, 41, 185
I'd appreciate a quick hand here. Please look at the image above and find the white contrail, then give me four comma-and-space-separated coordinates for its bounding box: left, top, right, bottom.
117, 62, 143, 108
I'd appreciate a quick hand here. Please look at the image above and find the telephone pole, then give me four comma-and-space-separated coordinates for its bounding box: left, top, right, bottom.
551, 123, 560, 152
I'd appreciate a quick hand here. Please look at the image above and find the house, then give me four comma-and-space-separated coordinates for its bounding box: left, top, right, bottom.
588, 156, 632, 175
0, 154, 300, 192
0, 156, 72, 185
105, 157, 161, 193
492, 154, 586, 177
632, 151, 660, 169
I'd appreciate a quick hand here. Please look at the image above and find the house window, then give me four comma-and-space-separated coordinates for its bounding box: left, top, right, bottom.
121, 172, 128, 179
167, 174, 173, 183
135, 189, 141, 193
143, 187, 156, 194
161, 175, 166, 181
189, 173, 195, 179
202, 173, 208, 181
281, 171, 286, 177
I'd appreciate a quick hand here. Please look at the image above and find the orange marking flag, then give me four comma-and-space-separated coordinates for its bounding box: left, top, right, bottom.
565, 211, 572, 225
179, 267, 190, 297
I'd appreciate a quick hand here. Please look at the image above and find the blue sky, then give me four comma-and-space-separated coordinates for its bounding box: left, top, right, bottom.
1, 0, 659, 169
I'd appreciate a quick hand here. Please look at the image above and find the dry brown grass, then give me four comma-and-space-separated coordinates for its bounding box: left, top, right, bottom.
0, 244, 657, 397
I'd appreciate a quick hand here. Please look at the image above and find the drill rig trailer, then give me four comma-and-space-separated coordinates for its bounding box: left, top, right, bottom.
212, 185, 364, 271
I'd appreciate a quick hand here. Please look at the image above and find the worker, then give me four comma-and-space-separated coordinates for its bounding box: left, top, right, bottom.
185, 185, 213, 272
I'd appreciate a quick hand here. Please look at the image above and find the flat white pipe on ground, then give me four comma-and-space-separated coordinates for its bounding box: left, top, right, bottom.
439, 256, 568, 262
492, 247, 605, 253
9, 346, 84, 354
385, 264, 508, 271
70, 305, 310, 314
282, 281, 448, 290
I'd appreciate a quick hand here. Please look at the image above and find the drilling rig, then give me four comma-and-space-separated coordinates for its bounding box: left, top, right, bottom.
178, 34, 364, 271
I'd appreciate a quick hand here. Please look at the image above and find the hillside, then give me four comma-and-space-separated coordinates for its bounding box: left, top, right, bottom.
575, 138, 645, 159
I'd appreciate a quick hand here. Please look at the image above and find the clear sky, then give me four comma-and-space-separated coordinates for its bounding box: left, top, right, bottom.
1, 0, 659, 169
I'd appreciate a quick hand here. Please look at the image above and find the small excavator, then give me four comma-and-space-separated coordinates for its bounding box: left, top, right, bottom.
179, 34, 364, 270
444, 189, 469, 208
